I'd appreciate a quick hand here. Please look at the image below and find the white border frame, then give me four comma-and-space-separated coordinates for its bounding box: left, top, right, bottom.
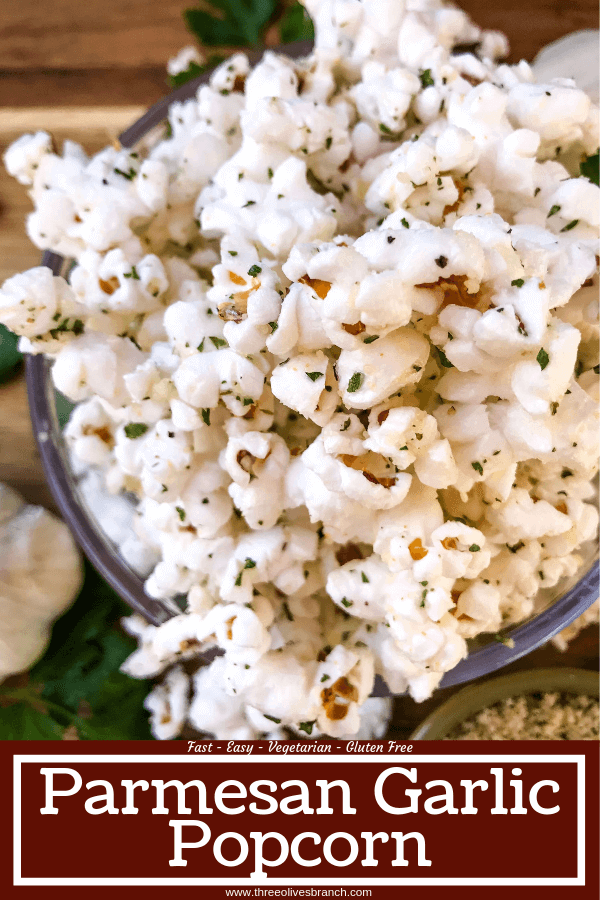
13, 754, 585, 886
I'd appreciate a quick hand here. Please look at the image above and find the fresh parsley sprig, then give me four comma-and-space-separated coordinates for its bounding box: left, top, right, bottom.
184, 0, 312, 50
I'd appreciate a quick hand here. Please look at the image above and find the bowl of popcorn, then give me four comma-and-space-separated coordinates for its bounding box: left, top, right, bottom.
2, 0, 599, 740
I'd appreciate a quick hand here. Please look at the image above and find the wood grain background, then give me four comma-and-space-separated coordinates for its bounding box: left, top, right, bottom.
0, 0, 597, 107
0, 0, 597, 735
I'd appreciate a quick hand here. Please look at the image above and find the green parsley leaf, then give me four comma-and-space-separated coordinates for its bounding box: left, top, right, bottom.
0, 324, 22, 383
185, 0, 278, 47
0, 703, 66, 740
511, 278, 524, 288
176, 506, 186, 521
306, 371, 324, 381
49, 317, 84, 340
280, 2, 314, 42
347, 372, 363, 393
536, 347, 549, 370
298, 719, 316, 735
580, 151, 599, 186
248, 264, 262, 277
438, 349, 454, 368
494, 633, 511, 645
361, 572, 369, 583
471, 461, 484, 475
201, 408, 211, 426
560, 220, 578, 232
55, 390, 75, 429
363, 334, 379, 344
114, 167, 136, 180
547, 204, 561, 218
469, 544, 480, 552
168, 60, 206, 89
235, 561, 255, 587
263, 713, 281, 724
419, 69, 434, 88
209, 336, 227, 348
124, 422, 148, 439
167, 57, 224, 88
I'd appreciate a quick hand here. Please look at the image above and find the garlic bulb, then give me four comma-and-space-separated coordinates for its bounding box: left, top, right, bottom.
532, 30, 599, 104
0, 484, 83, 680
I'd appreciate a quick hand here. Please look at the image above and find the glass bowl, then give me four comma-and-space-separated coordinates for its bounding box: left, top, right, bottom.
24, 43, 599, 695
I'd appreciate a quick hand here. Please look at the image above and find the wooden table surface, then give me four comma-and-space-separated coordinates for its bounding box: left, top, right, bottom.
0, 0, 597, 738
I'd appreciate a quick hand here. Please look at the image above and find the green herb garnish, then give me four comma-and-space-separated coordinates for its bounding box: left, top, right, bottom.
419, 69, 434, 88
347, 372, 363, 393
124, 423, 148, 439
537, 348, 549, 370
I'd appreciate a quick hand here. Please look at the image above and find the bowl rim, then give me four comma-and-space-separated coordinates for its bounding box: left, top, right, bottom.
410, 666, 600, 738
24, 42, 600, 692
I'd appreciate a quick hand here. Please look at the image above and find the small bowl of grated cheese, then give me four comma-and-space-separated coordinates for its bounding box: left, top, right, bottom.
411, 667, 599, 739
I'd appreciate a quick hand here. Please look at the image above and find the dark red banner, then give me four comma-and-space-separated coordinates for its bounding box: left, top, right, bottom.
1, 740, 598, 899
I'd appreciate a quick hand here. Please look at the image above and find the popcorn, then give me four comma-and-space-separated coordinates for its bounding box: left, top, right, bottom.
70, 249, 168, 314
64, 398, 116, 466
4, 131, 53, 185
189, 658, 260, 740
52, 333, 146, 404
270, 352, 337, 424
0, 266, 79, 342
2, 0, 598, 739
506, 81, 591, 145
144, 665, 190, 740
337, 328, 430, 408
221, 431, 290, 529
167, 45, 206, 78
